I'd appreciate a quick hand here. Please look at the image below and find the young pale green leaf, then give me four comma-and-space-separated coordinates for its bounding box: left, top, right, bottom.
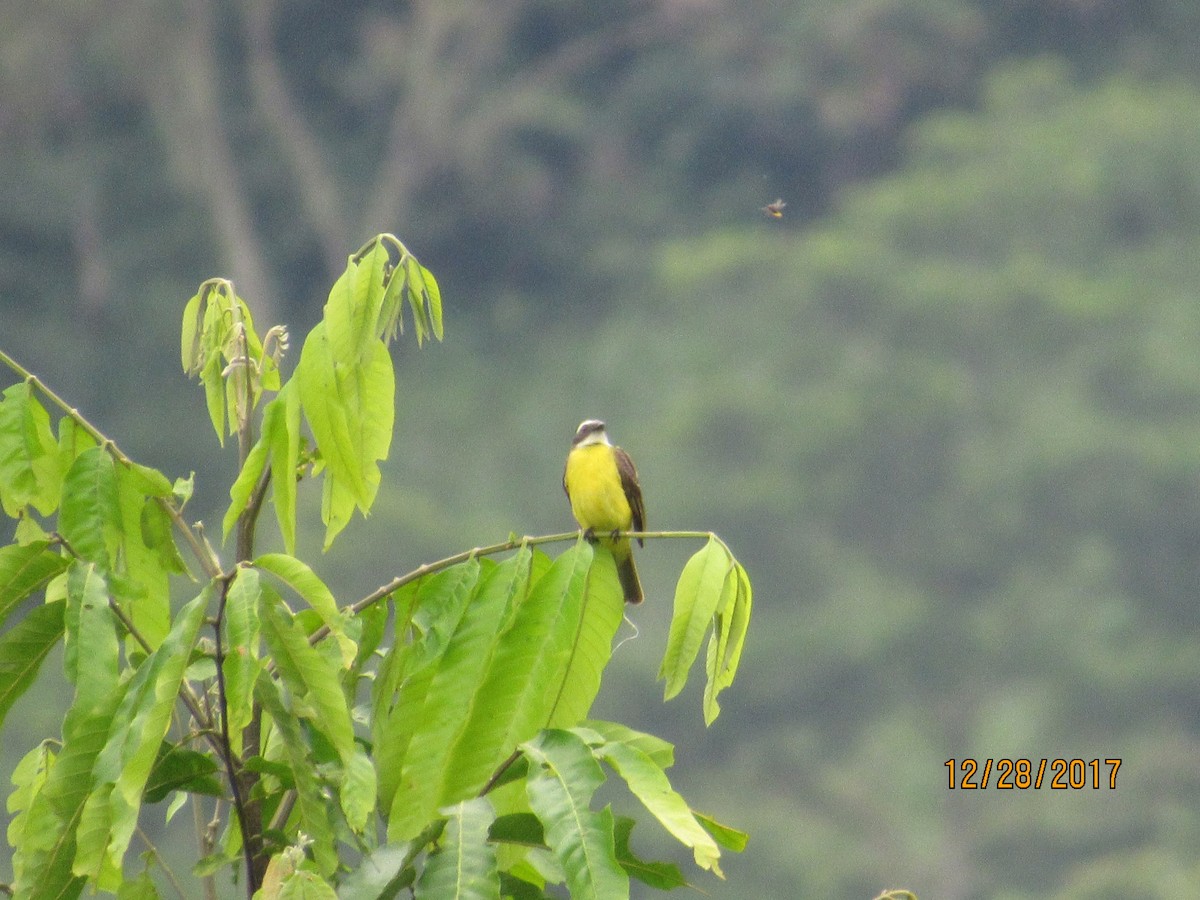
546, 546, 624, 729
414, 798, 501, 900
0, 541, 68, 625
254, 552, 354, 666
73, 587, 209, 890
0, 599, 64, 729
267, 382, 301, 554
254, 673, 338, 877
297, 323, 364, 499
64, 562, 119, 712
612, 816, 688, 891
703, 562, 752, 725
326, 238, 391, 363
522, 729, 628, 900
402, 256, 433, 346
59, 446, 120, 569
658, 537, 734, 702
594, 738, 723, 877
222, 423, 270, 541
274, 869, 339, 899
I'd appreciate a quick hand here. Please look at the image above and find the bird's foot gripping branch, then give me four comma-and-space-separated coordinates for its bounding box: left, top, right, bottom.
0, 233, 750, 899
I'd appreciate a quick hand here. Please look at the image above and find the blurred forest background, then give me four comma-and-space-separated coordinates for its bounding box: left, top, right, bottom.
5, 0, 1200, 897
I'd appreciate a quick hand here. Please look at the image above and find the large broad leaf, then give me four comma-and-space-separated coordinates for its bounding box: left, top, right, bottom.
0, 382, 61, 517
385, 555, 527, 841
414, 799, 501, 900
521, 729, 628, 900
376, 562, 482, 839
0, 599, 65, 729
546, 547, 624, 728
485, 544, 594, 755
73, 587, 209, 889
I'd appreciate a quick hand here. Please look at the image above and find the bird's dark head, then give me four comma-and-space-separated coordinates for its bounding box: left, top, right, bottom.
572, 418, 609, 447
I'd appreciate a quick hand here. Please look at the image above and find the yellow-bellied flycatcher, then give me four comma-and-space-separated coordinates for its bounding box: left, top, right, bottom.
562, 419, 645, 604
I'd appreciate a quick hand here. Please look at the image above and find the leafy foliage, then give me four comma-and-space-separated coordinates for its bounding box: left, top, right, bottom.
0, 236, 751, 898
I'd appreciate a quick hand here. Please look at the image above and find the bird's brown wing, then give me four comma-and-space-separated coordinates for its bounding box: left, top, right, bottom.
614, 446, 645, 546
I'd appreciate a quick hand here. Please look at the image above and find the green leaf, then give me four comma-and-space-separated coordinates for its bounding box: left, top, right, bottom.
488, 812, 545, 848
327, 238, 391, 363
260, 586, 374, 832
612, 817, 687, 891
493, 545, 594, 752
73, 587, 209, 889
703, 562, 752, 725
395, 557, 526, 834
223, 422, 270, 540
521, 729, 628, 900
693, 812, 749, 853
593, 737, 723, 876
255, 552, 355, 666
268, 382, 301, 554
376, 562, 483, 839
414, 798, 501, 900
277, 870, 339, 900
138, 497, 187, 576
0, 382, 61, 517
7, 741, 55, 889
222, 567, 263, 756
579, 721, 674, 770
12, 665, 125, 898
0, 541, 69, 626
658, 537, 733, 701
59, 446, 120, 569
0, 599, 64, 729
254, 674, 338, 877
114, 464, 171, 647
546, 546, 624, 728
143, 745, 222, 803
296, 322, 395, 547
338, 842, 423, 900
64, 562, 119, 712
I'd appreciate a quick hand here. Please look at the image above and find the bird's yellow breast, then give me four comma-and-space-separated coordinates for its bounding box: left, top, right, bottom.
564, 443, 633, 533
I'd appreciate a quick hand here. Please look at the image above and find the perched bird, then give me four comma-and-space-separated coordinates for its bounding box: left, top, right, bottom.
562, 419, 645, 604
761, 198, 786, 219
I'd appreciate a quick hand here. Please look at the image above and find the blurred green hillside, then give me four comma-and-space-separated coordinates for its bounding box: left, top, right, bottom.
5, 1, 1200, 897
